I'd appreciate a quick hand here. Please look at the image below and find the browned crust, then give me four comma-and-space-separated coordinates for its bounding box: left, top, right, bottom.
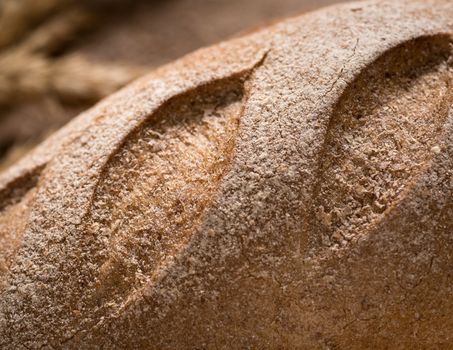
0, 0, 452, 348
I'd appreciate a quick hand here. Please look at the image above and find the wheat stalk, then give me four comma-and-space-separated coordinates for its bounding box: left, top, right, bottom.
0, 0, 70, 49
52, 55, 147, 102
0, 3, 148, 107
0, 0, 149, 166
0, 50, 147, 106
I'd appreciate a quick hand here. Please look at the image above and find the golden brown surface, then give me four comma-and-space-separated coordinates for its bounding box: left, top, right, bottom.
0, 0, 452, 348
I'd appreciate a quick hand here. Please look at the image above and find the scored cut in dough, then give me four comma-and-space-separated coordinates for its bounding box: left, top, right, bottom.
0, 0, 452, 348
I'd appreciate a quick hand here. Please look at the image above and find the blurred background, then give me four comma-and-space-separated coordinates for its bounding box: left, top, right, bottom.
0, 0, 346, 171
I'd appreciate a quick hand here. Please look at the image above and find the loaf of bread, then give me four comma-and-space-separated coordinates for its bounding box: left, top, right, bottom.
0, 0, 452, 348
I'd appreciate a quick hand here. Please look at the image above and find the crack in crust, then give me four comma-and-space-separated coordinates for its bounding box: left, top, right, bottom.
0, 1, 452, 349
310, 34, 453, 250
77, 75, 250, 333
0, 50, 267, 347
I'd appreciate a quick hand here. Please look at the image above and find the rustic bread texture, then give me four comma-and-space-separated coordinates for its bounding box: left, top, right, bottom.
0, 0, 452, 348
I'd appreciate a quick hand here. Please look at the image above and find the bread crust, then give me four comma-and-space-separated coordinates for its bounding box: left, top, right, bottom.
0, 0, 452, 348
